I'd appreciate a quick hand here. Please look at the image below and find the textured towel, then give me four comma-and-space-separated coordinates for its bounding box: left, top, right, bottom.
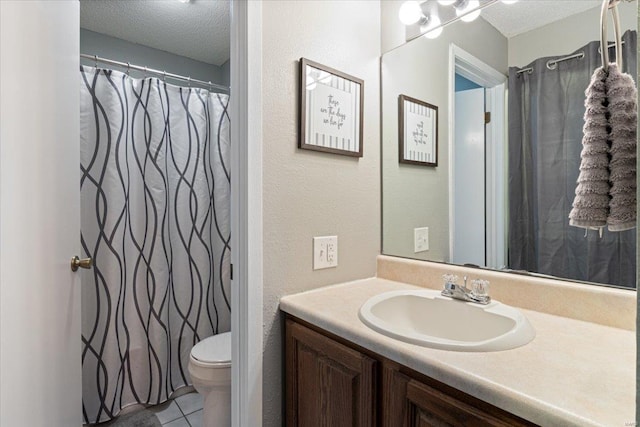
569, 64, 637, 231
606, 64, 637, 231
569, 66, 610, 229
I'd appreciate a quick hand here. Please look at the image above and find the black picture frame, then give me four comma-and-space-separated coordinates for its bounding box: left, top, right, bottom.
299, 58, 364, 157
399, 94, 438, 167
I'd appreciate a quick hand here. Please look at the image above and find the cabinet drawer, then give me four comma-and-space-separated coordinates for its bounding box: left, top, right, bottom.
383, 363, 536, 427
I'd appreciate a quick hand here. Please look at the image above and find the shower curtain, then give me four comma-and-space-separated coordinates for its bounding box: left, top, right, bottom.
508, 30, 636, 288
79, 66, 231, 423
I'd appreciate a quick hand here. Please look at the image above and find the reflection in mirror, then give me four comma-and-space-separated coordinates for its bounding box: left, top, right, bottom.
381, 0, 637, 289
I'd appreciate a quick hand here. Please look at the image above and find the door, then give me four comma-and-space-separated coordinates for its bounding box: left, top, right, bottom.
382, 363, 535, 427
285, 319, 377, 427
0, 2, 81, 426
452, 88, 485, 266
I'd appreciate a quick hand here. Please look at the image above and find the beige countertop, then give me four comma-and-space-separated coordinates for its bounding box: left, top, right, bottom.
280, 277, 635, 427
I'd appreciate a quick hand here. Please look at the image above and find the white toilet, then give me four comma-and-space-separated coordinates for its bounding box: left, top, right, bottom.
188, 332, 231, 427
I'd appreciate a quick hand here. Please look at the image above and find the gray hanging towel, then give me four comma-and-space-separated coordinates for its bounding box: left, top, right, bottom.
569, 66, 610, 229
606, 63, 637, 231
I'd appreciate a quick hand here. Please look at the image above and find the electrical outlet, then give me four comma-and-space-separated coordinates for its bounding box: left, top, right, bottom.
313, 235, 338, 270
414, 227, 429, 253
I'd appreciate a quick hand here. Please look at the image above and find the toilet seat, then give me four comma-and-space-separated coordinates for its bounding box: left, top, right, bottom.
190, 331, 231, 368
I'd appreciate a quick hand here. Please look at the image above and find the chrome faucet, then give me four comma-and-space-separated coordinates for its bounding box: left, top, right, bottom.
441, 274, 491, 305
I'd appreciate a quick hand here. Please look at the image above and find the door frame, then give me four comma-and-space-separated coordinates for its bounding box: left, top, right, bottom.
448, 44, 507, 269
230, 1, 263, 426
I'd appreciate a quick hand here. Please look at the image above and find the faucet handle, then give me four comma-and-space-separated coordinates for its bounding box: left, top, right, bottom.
442, 274, 458, 296
471, 279, 490, 298
442, 274, 458, 286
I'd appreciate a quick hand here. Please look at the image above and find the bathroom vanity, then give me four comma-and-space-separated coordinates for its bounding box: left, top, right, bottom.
280, 257, 635, 427
286, 317, 534, 426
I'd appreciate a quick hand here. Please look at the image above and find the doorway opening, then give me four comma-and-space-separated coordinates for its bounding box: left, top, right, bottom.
448, 45, 507, 270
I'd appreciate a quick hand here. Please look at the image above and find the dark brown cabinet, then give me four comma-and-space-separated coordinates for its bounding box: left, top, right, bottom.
285, 316, 537, 427
286, 318, 377, 427
382, 363, 534, 427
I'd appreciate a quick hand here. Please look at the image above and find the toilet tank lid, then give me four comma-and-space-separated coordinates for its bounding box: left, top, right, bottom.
191, 332, 231, 364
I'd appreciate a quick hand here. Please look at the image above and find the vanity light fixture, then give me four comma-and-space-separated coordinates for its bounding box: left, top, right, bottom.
178, 0, 191, 3
398, 1, 447, 37
456, 0, 481, 22
399, 0, 494, 40
423, 15, 443, 39
398, 1, 425, 25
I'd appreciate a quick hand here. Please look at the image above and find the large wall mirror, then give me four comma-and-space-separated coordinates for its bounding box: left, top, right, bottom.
381, 0, 637, 289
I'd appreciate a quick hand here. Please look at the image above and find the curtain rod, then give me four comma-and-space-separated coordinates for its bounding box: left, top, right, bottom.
516, 51, 584, 75
516, 39, 628, 76
80, 54, 229, 92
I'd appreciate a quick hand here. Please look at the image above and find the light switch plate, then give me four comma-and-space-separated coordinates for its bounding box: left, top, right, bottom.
313, 236, 338, 270
414, 227, 429, 253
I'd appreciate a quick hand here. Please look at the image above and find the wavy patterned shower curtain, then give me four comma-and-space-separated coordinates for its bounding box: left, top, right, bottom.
79, 66, 231, 423
508, 30, 636, 288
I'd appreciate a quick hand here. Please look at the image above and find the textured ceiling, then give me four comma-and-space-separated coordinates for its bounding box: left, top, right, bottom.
80, 0, 230, 66
78, 0, 624, 63
482, 1, 602, 38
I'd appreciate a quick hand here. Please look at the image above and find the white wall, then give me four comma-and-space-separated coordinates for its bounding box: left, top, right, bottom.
261, 1, 381, 425
509, 2, 637, 67
382, 18, 507, 262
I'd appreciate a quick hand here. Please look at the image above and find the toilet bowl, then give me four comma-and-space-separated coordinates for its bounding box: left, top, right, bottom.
188, 332, 231, 427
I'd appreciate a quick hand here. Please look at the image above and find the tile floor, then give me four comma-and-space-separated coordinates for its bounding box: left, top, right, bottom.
95, 391, 203, 427
152, 392, 203, 427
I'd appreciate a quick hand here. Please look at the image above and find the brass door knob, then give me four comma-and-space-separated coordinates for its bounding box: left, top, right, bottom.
71, 256, 92, 272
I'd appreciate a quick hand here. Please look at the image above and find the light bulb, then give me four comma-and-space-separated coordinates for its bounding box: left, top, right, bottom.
398, 1, 423, 25
501, 0, 518, 3
178, 0, 190, 3
457, 0, 481, 22
438, 0, 456, 5
422, 15, 443, 39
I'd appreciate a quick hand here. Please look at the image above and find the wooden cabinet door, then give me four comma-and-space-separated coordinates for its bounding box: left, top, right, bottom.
285, 319, 377, 427
382, 363, 536, 427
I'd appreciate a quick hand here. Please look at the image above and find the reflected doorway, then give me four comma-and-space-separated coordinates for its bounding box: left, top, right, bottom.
449, 45, 507, 270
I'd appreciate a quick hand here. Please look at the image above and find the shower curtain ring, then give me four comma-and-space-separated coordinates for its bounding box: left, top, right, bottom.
126, 62, 130, 75
163, 71, 167, 82
188, 76, 191, 87
144, 66, 148, 77
94, 55, 98, 68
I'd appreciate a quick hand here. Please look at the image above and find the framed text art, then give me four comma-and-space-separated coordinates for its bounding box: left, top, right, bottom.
299, 58, 364, 157
399, 94, 438, 166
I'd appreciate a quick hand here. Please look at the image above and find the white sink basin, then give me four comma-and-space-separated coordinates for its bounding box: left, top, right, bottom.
359, 289, 535, 352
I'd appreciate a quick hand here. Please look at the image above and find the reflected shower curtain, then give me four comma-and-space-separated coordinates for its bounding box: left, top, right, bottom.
79, 66, 231, 423
508, 31, 636, 288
